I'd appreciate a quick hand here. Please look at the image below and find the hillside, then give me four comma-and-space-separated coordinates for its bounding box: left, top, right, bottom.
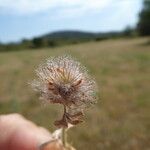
42, 30, 96, 40
41, 30, 121, 41
0, 30, 123, 51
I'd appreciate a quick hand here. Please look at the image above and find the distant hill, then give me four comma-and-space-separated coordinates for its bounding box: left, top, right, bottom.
41, 30, 123, 41
42, 30, 96, 40
0, 29, 133, 51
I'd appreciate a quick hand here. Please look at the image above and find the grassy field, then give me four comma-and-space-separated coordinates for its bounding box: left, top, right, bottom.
0, 37, 150, 150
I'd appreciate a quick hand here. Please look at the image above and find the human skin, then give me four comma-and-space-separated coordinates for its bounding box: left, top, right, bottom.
0, 114, 63, 150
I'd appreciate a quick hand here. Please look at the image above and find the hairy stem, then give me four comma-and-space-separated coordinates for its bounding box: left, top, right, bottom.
62, 127, 67, 147
62, 105, 67, 148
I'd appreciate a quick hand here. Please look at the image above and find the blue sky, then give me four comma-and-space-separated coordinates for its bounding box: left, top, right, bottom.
0, 0, 142, 43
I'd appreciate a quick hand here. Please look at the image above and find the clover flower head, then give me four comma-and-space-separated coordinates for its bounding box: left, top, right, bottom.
32, 55, 97, 128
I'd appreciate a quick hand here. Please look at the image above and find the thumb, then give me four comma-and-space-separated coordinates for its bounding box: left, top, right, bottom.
0, 114, 51, 150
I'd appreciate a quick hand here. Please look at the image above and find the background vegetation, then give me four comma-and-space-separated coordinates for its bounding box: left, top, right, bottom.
0, 37, 150, 149
137, 0, 150, 36
0, 30, 133, 52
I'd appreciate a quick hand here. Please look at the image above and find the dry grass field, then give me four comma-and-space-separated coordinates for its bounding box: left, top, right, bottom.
0, 37, 150, 150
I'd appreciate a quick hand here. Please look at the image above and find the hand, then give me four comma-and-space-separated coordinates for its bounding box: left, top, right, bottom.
0, 113, 63, 150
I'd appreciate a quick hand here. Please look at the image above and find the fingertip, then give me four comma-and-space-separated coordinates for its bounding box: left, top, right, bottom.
8, 124, 52, 150
39, 140, 65, 150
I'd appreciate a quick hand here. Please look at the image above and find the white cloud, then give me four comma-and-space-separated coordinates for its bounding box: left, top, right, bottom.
57, 0, 112, 18
0, 0, 112, 15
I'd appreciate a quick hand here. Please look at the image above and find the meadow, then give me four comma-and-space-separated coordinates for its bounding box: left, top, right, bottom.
0, 37, 150, 150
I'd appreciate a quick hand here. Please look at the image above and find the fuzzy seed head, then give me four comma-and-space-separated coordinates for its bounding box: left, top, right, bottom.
31, 55, 97, 127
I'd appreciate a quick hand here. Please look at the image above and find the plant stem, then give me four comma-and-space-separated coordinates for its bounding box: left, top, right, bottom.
62, 127, 67, 147
62, 105, 67, 148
